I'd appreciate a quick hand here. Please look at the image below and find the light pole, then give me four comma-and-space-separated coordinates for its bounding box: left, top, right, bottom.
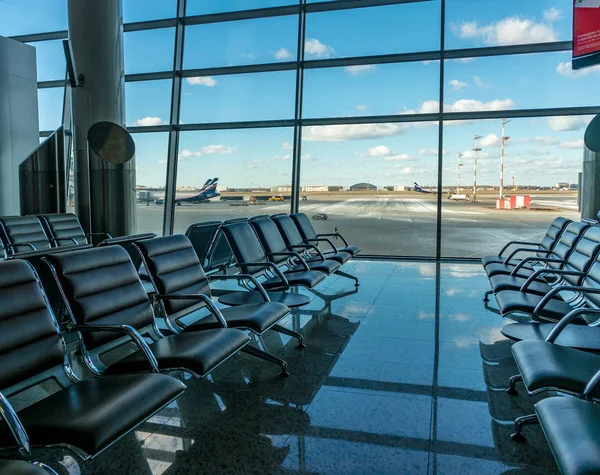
500, 119, 511, 200
473, 134, 482, 203
457, 152, 463, 195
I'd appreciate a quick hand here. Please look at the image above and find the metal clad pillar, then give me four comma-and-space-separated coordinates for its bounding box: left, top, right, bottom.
582, 113, 600, 220
68, 0, 135, 236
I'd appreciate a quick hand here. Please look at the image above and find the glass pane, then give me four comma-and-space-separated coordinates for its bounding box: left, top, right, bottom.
444, 53, 600, 112
300, 122, 439, 257
28, 40, 66, 81
180, 71, 296, 123
132, 132, 169, 235
173, 127, 294, 233
446, 0, 571, 49
187, 0, 296, 16
126, 80, 173, 127
441, 115, 591, 258
38, 87, 64, 131
305, 2, 441, 59
0, 0, 67, 37
123, 0, 176, 23
303, 61, 440, 119
124, 28, 175, 74
184, 16, 298, 69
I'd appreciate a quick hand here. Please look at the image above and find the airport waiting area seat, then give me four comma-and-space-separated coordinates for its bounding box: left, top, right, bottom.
0, 259, 186, 462
0, 216, 53, 256
134, 234, 304, 376
40, 213, 112, 247
290, 212, 361, 257
44, 245, 251, 379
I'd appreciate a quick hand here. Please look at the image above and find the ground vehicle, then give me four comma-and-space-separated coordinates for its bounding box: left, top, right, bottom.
312, 213, 328, 220
269, 196, 284, 201
301, 196, 308, 201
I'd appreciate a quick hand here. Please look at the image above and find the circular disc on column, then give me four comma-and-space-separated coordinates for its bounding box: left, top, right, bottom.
87, 121, 135, 164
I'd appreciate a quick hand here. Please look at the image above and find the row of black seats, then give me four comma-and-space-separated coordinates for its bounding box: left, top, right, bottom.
0, 213, 360, 471
481, 217, 600, 474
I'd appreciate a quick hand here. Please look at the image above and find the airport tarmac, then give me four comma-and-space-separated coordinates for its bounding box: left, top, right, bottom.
136, 192, 580, 258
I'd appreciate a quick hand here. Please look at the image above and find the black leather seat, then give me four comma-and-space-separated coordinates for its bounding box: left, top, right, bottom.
481, 216, 571, 268
495, 290, 574, 320
272, 214, 352, 264
536, 397, 600, 475
0, 259, 186, 460
39, 213, 88, 247
0, 460, 55, 475
0, 216, 52, 255
190, 303, 286, 333
291, 212, 361, 257
220, 221, 326, 291
249, 217, 342, 275
488, 223, 598, 295
512, 340, 600, 396
184, 221, 222, 268
45, 245, 250, 379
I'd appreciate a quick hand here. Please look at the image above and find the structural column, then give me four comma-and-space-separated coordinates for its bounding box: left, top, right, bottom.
68, 0, 135, 236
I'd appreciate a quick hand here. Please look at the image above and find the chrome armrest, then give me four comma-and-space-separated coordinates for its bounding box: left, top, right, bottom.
267, 251, 310, 271
533, 285, 600, 318
497, 240, 540, 257
208, 274, 271, 302
505, 248, 551, 265
0, 391, 29, 455
546, 308, 600, 343
157, 293, 228, 328
510, 256, 563, 275
288, 243, 326, 261
520, 269, 584, 291
242, 261, 290, 289
66, 323, 159, 372
7, 242, 37, 252
318, 233, 349, 247
51, 237, 80, 246
583, 368, 600, 400
87, 232, 113, 240
305, 237, 338, 253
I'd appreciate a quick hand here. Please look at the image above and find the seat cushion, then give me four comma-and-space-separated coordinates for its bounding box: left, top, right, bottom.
341, 245, 360, 256
290, 259, 340, 274
321, 251, 351, 264
0, 374, 185, 457
482, 255, 508, 267
0, 460, 50, 475
105, 329, 250, 377
495, 290, 573, 320
489, 274, 552, 296
536, 397, 600, 475
186, 302, 289, 334
485, 261, 534, 278
512, 340, 600, 396
261, 270, 326, 290
502, 322, 600, 351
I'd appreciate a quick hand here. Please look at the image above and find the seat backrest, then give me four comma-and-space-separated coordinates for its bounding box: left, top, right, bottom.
0, 260, 63, 391
0, 216, 51, 254
135, 235, 211, 315
220, 222, 268, 275
40, 213, 88, 247
537, 217, 572, 257
249, 218, 289, 265
290, 213, 318, 240
184, 221, 221, 266
565, 226, 600, 287
547, 222, 589, 270
45, 246, 154, 350
207, 231, 234, 271
271, 214, 305, 246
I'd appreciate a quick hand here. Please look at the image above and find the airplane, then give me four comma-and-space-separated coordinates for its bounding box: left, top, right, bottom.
413, 182, 437, 195
150, 178, 221, 205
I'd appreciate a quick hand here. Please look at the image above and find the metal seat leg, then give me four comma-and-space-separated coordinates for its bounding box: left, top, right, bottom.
483, 290, 493, 302
241, 345, 289, 377
272, 323, 306, 348
506, 374, 523, 395
510, 413, 538, 442
334, 269, 359, 287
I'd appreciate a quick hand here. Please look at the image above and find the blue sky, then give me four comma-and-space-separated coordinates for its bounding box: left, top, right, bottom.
1, 0, 599, 189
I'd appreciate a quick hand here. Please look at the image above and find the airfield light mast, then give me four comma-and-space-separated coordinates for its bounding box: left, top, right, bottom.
473, 135, 482, 203
457, 152, 464, 195
500, 119, 511, 200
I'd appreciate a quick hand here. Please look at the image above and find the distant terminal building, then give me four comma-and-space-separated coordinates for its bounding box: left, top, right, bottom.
555, 182, 570, 189
349, 182, 377, 192
383, 186, 409, 191
328, 186, 344, 192
302, 185, 328, 192
272, 185, 292, 193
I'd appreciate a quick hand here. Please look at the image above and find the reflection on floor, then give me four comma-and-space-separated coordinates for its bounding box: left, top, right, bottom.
35, 261, 559, 474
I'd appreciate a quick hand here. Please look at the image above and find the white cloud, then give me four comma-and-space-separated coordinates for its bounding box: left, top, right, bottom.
419, 148, 448, 156
455, 58, 476, 64
480, 133, 501, 147
304, 123, 409, 142
305, 38, 335, 58
449, 79, 468, 90
356, 104, 367, 111
283, 142, 293, 150
187, 76, 217, 86
473, 76, 486, 87
534, 136, 560, 145
557, 61, 600, 78
367, 145, 393, 157
344, 65, 376, 75
419, 100, 441, 114
274, 47, 291, 60
446, 98, 514, 112
543, 8, 562, 23
383, 154, 411, 162
177, 144, 235, 159
453, 17, 557, 46
135, 116, 166, 126
530, 149, 551, 156
560, 139, 585, 149
548, 116, 588, 132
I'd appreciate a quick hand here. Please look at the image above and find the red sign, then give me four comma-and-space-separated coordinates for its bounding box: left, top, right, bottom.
573, 0, 600, 59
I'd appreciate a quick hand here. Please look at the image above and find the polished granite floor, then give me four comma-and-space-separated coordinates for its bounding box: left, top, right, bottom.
32, 261, 560, 474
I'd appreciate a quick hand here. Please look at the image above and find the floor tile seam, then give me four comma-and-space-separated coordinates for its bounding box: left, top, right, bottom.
318, 385, 434, 400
